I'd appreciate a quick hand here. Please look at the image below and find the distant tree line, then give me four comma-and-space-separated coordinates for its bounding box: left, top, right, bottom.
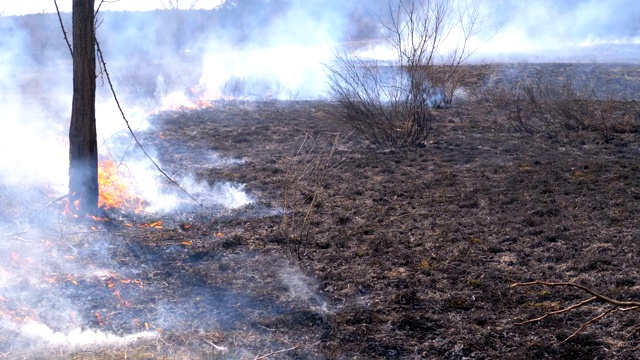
0, 0, 386, 65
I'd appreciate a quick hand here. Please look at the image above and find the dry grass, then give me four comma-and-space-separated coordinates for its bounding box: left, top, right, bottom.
482, 68, 640, 141
279, 130, 350, 260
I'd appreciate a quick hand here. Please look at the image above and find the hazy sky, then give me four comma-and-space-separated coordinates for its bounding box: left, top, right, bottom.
1, 0, 224, 15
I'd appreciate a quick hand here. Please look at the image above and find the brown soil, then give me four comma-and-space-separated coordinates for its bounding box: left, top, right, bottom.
5, 63, 640, 359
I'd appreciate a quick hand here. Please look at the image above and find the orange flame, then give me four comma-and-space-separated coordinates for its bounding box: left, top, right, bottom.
0, 308, 34, 323
113, 289, 125, 306
95, 312, 104, 326
63, 196, 81, 218
159, 88, 215, 112
66, 274, 78, 285
98, 160, 145, 213
135, 220, 163, 229
106, 276, 144, 289
11, 252, 19, 264
170, 100, 213, 112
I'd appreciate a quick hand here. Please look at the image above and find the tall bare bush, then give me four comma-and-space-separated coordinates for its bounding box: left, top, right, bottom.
326, 0, 482, 148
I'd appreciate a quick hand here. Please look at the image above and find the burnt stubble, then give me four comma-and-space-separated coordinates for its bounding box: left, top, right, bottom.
127, 63, 640, 358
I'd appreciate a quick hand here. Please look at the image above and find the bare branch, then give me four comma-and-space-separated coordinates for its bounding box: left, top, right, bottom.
562, 307, 617, 343
512, 280, 640, 342
511, 280, 640, 307
162, 0, 178, 10
95, 0, 105, 15
94, 37, 202, 207
161, 0, 198, 10
0, 2, 12, 16
54, 0, 73, 58
95, 0, 118, 15
188, 0, 200, 10
514, 296, 597, 326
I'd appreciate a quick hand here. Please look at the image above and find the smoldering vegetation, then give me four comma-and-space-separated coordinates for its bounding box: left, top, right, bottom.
0, 0, 639, 358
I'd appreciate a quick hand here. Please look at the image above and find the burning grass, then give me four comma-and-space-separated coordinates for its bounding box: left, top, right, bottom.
0, 211, 325, 359
98, 159, 146, 213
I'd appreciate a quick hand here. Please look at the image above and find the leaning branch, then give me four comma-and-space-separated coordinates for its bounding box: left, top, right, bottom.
94, 37, 202, 207
53, 0, 72, 57
511, 280, 640, 342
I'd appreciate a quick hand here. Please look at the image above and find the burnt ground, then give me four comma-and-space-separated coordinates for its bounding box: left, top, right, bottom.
3, 63, 640, 359
120, 63, 640, 359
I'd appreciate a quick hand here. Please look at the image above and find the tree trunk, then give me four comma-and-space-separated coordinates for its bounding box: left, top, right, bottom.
69, 0, 98, 214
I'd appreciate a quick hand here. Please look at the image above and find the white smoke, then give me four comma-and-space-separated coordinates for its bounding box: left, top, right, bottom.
137, 173, 253, 213
473, 0, 640, 62
198, 43, 333, 100
19, 322, 156, 347
0, 0, 638, 355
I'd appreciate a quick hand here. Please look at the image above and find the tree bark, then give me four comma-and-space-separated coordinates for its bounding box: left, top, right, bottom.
69, 0, 98, 214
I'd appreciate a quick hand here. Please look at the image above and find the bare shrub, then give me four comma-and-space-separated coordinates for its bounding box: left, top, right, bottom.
327, 57, 436, 148
529, 75, 610, 135
326, 0, 483, 148
115, 70, 159, 102
484, 68, 639, 141
482, 77, 539, 134
220, 76, 247, 99
279, 131, 350, 260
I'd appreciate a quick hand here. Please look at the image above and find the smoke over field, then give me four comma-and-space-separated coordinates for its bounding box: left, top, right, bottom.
475, 0, 640, 62
0, 0, 639, 358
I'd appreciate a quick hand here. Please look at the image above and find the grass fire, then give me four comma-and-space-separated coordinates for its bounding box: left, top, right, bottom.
98, 160, 146, 213
0, 0, 640, 359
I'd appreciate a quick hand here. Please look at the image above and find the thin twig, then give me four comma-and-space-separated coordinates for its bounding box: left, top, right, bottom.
254, 346, 299, 360
201, 339, 227, 351
562, 306, 616, 343
41, 194, 70, 211
512, 280, 640, 342
3, 231, 29, 242
27, 193, 69, 221
626, 323, 640, 339
511, 280, 640, 307
53, 0, 72, 58
515, 297, 597, 325
94, 0, 113, 16
94, 37, 202, 207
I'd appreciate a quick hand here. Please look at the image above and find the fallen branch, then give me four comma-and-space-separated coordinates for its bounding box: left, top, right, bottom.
39, 194, 69, 211
3, 231, 29, 243
512, 281, 640, 307
511, 280, 640, 342
514, 296, 597, 326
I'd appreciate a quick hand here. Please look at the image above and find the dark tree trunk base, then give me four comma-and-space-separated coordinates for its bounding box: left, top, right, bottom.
68, 0, 98, 215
